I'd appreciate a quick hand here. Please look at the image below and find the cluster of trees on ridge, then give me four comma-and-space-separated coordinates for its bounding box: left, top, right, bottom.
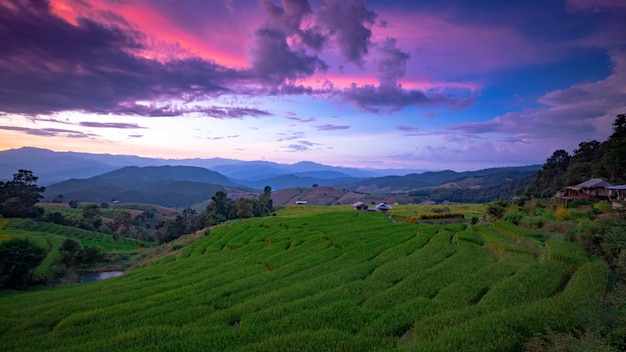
155, 186, 274, 243
525, 114, 626, 197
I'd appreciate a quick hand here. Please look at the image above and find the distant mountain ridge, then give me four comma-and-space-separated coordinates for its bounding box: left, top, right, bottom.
0, 147, 426, 186
2, 147, 541, 207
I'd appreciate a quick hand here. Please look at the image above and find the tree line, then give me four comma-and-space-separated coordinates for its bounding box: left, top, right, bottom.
525, 114, 626, 197
156, 186, 274, 243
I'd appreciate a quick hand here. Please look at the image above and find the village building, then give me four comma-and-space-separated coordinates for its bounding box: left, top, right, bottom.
375, 202, 392, 213
351, 201, 368, 210
558, 178, 613, 203
558, 178, 626, 213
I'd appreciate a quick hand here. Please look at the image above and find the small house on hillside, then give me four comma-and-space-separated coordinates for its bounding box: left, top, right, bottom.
561, 178, 613, 201
607, 185, 626, 200
352, 201, 368, 210
295, 200, 308, 205
375, 202, 392, 213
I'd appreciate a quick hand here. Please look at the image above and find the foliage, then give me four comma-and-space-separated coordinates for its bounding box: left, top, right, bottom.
0, 237, 46, 289
0, 169, 45, 218
525, 114, 626, 196
0, 206, 616, 351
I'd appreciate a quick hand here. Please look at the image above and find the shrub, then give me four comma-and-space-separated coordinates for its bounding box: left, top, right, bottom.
520, 216, 545, 229
418, 213, 464, 220
594, 201, 612, 214
555, 207, 571, 220
504, 212, 523, 225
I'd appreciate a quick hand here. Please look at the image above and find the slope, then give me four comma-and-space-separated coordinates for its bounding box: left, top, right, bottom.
0, 207, 607, 351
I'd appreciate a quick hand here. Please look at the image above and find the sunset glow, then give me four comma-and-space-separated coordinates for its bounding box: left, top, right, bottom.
2, 0, 625, 170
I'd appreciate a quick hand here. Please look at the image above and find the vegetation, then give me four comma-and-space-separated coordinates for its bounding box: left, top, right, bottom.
0, 204, 623, 351
0, 169, 45, 218
0, 115, 624, 350
0, 237, 46, 289
526, 114, 626, 196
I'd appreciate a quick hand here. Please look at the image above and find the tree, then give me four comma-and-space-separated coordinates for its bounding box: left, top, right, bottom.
203, 190, 236, 226
526, 150, 571, 197
59, 238, 81, 270
0, 170, 45, 218
604, 114, 626, 183
236, 197, 253, 218
254, 186, 274, 217
112, 212, 132, 235
0, 238, 46, 289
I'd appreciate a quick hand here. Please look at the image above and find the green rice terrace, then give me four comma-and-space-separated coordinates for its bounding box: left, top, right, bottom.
0, 205, 621, 351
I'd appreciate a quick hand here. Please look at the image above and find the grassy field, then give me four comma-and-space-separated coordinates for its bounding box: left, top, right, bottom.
0, 205, 610, 351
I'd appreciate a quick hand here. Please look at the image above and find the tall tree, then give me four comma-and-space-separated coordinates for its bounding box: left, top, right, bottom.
526, 150, 571, 197
0, 170, 45, 218
236, 197, 253, 218
604, 114, 626, 183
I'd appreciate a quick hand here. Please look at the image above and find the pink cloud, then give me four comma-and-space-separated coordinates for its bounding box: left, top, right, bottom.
50, 0, 260, 67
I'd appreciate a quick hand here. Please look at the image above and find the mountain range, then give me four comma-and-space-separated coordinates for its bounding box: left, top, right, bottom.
1, 147, 541, 208
0, 147, 426, 186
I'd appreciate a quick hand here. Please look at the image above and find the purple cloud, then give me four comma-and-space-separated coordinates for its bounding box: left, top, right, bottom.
206, 135, 240, 140
342, 83, 463, 113
0, 0, 244, 117
314, 124, 350, 131
397, 125, 419, 132
285, 116, 316, 122
277, 131, 306, 141
316, 0, 376, 65
377, 37, 409, 87
0, 125, 94, 138
80, 122, 145, 129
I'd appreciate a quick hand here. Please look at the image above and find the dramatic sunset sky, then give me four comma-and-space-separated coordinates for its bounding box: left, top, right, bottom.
1, 0, 625, 171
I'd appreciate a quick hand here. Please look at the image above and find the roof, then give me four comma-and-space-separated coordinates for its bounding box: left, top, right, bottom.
607, 185, 626, 190
375, 203, 392, 210
351, 201, 365, 207
567, 178, 613, 190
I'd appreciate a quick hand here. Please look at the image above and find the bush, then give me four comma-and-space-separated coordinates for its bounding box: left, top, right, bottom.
594, 201, 613, 214
0, 238, 46, 289
504, 212, 523, 225
519, 216, 545, 229
555, 207, 571, 220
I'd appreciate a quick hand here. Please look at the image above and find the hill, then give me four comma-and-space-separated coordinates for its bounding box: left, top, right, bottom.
0, 147, 405, 186
0, 206, 610, 351
345, 166, 540, 194
43, 166, 253, 209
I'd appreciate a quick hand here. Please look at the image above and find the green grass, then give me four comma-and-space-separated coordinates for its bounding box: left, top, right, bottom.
0, 206, 610, 351
3, 219, 149, 250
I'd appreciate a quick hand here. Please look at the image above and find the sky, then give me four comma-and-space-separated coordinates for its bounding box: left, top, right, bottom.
1, 0, 626, 171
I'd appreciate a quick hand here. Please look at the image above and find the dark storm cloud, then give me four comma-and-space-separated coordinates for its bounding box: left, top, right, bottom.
316, 0, 376, 65
0, 0, 242, 116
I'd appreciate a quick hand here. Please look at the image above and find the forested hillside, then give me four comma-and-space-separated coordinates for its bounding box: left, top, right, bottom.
526, 114, 626, 197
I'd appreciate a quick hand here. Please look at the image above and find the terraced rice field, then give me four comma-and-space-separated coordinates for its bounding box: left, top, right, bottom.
3, 219, 149, 250
0, 207, 607, 351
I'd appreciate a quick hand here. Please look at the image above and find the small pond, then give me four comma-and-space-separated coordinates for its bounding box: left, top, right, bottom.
79, 271, 124, 284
